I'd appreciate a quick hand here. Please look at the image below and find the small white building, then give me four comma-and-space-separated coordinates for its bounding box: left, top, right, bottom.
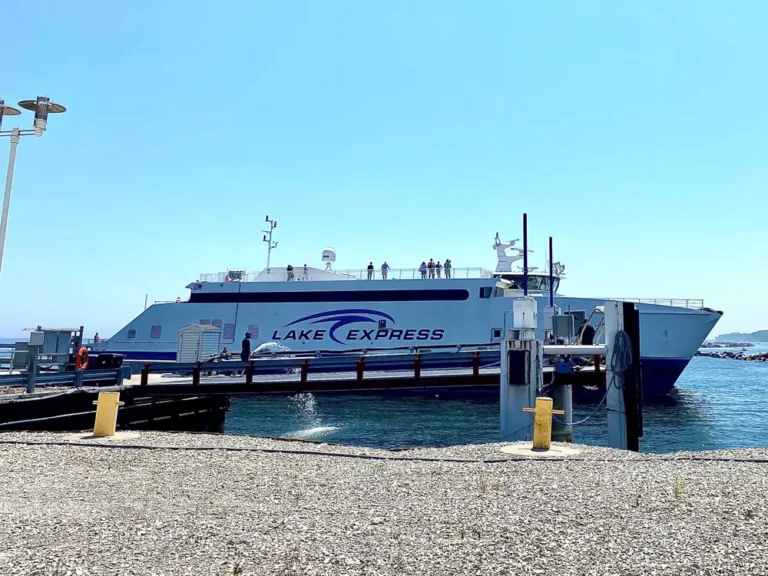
176, 324, 222, 363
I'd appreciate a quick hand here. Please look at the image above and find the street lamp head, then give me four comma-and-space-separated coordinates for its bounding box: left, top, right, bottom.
0, 100, 22, 132
18, 96, 66, 136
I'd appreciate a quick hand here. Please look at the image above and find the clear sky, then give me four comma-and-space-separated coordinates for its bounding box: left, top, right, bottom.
1, 0, 765, 338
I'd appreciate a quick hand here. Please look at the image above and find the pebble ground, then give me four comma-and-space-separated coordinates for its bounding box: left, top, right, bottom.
1, 431, 767, 575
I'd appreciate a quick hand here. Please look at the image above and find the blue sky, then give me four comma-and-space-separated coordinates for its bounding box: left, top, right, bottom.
0, 0, 765, 337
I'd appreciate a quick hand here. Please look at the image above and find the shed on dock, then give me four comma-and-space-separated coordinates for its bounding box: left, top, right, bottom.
176, 324, 222, 363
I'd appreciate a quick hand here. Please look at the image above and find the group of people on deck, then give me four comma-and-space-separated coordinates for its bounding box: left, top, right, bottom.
363, 259, 453, 280
418, 258, 452, 279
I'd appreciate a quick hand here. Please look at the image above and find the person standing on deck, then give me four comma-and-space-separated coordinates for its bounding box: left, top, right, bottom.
444, 259, 452, 278
286, 265, 295, 281
428, 259, 435, 279
579, 320, 595, 345
435, 261, 443, 278
419, 261, 427, 279
381, 261, 390, 279
367, 262, 374, 280
241, 332, 252, 362
303, 264, 309, 281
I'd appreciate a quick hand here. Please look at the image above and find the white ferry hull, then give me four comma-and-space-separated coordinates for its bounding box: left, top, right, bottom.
97, 278, 721, 396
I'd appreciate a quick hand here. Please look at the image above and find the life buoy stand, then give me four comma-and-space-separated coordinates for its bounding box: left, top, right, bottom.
76, 347, 89, 370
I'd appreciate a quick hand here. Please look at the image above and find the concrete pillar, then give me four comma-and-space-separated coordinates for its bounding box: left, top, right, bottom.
500, 297, 541, 441
551, 384, 573, 442
604, 301, 627, 449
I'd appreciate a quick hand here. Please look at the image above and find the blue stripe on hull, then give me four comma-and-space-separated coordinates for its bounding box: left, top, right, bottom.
110, 350, 688, 399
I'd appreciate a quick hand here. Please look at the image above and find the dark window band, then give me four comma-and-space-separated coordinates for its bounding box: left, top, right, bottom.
188, 289, 470, 304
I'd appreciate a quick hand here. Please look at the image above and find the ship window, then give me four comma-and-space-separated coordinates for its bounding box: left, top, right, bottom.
212, 319, 223, 329
492, 328, 502, 340
223, 323, 235, 340
127, 329, 136, 339
479, 287, 493, 299
150, 325, 162, 339
248, 325, 259, 338
200, 318, 210, 326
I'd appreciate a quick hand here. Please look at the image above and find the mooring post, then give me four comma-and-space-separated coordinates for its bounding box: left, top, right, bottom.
245, 361, 254, 385
193, 362, 201, 385
622, 302, 643, 452
551, 383, 573, 442
300, 359, 309, 384
92, 391, 124, 437
604, 301, 627, 449
356, 357, 364, 381
523, 397, 565, 450
74, 368, 84, 389
141, 363, 149, 386
413, 353, 421, 379
472, 351, 480, 378
500, 296, 540, 441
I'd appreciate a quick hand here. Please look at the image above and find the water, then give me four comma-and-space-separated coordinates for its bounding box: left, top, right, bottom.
225, 343, 768, 453
4, 336, 766, 453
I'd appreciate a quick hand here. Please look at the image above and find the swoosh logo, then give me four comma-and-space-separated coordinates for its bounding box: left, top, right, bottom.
285, 309, 395, 345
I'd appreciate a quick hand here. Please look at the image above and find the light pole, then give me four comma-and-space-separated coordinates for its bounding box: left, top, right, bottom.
262, 215, 278, 272
0, 96, 66, 278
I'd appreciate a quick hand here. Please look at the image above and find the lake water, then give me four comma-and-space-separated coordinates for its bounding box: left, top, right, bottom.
225, 343, 768, 453
3, 338, 766, 453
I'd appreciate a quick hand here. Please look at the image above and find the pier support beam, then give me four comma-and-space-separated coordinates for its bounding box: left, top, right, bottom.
500, 297, 540, 442
604, 301, 627, 449
551, 384, 573, 442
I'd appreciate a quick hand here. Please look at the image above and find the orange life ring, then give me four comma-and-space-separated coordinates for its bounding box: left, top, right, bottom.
76, 347, 89, 370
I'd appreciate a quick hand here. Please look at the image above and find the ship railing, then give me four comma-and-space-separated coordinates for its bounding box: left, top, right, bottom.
331, 267, 491, 280
199, 267, 492, 283
615, 298, 705, 309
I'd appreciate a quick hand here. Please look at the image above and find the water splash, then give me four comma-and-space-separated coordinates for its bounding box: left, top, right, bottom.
253, 341, 292, 354
253, 341, 300, 374
283, 392, 340, 440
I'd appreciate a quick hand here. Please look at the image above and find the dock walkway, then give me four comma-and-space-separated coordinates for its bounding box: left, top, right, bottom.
0, 431, 766, 575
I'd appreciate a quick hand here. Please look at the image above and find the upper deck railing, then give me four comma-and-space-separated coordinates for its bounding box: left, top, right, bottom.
199, 267, 494, 283
614, 298, 705, 309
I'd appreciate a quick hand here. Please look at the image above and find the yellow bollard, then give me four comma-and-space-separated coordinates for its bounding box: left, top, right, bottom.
92, 392, 125, 437
522, 397, 565, 450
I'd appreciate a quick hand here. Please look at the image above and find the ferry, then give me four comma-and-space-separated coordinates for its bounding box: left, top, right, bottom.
95, 230, 721, 396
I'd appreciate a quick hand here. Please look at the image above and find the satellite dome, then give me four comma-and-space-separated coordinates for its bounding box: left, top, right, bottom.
322, 248, 337, 263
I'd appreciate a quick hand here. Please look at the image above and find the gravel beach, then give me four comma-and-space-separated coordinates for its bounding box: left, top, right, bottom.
1, 431, 767, 575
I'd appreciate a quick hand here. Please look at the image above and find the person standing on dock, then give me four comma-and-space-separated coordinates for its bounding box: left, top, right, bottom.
381, 261, 390, 279
367, 262, 374, 280
579, 320, 595, 345
241, 332, 252, 362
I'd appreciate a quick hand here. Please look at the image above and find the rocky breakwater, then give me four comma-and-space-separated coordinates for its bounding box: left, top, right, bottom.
696, 349, 768, 362
701, 341, 755, 349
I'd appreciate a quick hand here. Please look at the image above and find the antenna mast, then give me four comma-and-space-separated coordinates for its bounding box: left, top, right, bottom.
262, 215, 278, 271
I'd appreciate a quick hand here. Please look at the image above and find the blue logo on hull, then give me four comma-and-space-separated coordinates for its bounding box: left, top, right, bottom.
272, 308, 443, 345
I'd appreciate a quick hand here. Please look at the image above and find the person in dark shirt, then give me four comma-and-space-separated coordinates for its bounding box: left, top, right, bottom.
241, 332, 252, 362
367, 262, 374, 280
580, 320, 595, 345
